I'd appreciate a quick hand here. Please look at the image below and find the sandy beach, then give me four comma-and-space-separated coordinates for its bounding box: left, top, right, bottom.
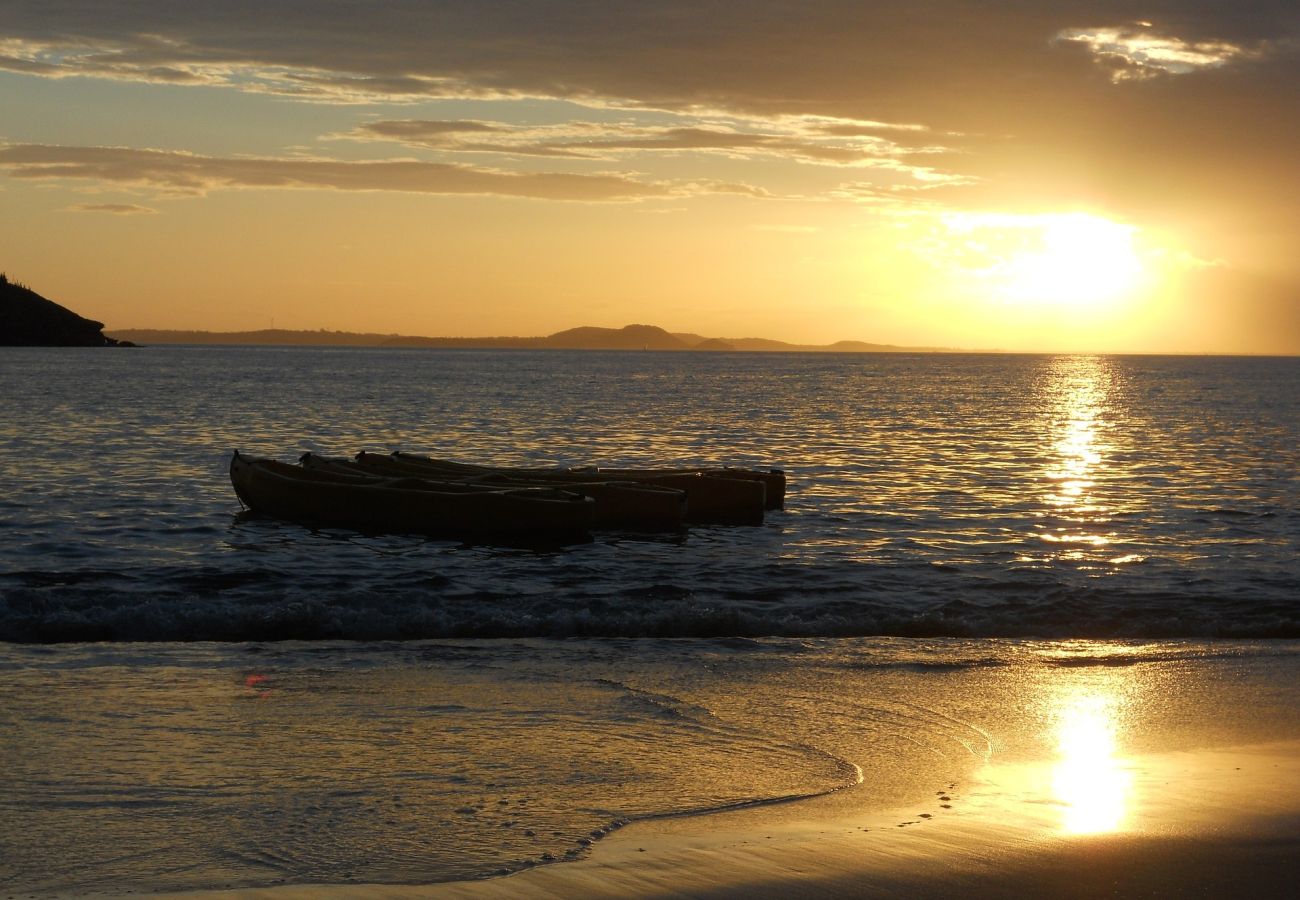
494, 740, 1300, 900
153, 739, 1300, 900
138, 643, 1300, 900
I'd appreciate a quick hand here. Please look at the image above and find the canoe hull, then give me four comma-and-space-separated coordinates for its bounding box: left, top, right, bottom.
231, 453, 594, 539
368, 452, 764, 525
343, 453, 689, 530
591, 466, 785, 510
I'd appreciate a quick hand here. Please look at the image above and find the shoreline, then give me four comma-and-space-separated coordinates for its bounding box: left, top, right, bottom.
151, 737, 1300, 900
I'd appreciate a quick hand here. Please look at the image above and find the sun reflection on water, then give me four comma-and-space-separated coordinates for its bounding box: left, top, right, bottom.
1034, 356, 1126, 564
1051, 690, 1132, 834
1045, 358, 1108, 513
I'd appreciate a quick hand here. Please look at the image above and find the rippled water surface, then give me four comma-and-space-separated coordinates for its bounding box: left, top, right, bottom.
1, 347, 1297, 639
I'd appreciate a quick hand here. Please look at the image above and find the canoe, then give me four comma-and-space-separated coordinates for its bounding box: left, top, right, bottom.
388, 452, 784, 509
365, 452, 767, 526
230, 452, 595, 539
593, 466, 784, 510
301, 452, 687, 531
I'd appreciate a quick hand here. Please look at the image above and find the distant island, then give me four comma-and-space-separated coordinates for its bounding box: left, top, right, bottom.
1, 275, 945, 352
0, 274, 134, 347
105, 322, 945, 353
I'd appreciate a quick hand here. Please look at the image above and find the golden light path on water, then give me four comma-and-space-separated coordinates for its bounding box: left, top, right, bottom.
1034, 355, 1141, 567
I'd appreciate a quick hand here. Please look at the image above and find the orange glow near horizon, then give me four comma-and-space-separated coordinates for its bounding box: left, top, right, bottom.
879, 209, 1236, 352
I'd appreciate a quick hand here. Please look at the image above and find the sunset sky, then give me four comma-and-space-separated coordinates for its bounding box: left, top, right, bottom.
2, 1, 1297, 353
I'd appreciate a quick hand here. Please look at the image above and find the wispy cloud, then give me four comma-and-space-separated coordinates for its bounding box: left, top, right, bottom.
0, 6, 1247, 108
1055, 23, 1269, 81
1, 3, 1295, 238
65, 202, 158, 215
1, 4, 1294, 117
337, 114, 957, 185
0, 144, 673, 202
0, 33, 481, 103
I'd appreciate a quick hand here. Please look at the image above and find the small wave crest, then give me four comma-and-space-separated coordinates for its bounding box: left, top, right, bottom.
5, 575, 1299, 643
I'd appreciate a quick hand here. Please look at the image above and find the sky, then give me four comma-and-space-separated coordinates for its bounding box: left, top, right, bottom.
1, 1, 1297, 353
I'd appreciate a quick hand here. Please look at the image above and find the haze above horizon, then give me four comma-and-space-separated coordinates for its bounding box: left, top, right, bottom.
1, 2, 1297, 354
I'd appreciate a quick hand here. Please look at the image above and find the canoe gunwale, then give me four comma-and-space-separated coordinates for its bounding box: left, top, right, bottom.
389, 451, 785, 510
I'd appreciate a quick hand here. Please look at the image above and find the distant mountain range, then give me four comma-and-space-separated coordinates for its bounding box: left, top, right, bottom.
106, 322, 946, 352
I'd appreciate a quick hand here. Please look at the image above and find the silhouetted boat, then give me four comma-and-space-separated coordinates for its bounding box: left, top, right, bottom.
388, 452, 785, 510
300, 452, 687, 531
230, 452, 595, 539
584, 465, 784, 510
359, 451, 772, 525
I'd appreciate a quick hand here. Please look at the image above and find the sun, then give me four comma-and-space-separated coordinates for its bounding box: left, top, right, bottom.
935, 212, 1147, 310
1000, 214, 1143, 307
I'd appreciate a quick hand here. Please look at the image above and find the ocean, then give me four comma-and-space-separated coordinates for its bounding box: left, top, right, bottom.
1, 347, 1298, 894
2, 347, 1297, 641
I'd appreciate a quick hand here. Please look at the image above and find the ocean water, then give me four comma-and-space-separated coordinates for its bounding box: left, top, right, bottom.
1, 347, 1297, 640
2, 347, 1299, 894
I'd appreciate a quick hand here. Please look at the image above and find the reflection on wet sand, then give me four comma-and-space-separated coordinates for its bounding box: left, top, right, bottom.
1051, 690, 1132, 834
965, 654, 1141, 838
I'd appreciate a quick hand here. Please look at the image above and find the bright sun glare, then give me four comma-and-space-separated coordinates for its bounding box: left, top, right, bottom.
1004, 215, 1143, 306
943, 212, 1146, 310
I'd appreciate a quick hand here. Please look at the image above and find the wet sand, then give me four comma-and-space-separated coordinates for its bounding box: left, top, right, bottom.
413, 739, 1300, 899
155, 738, 1300, 899
124, 641, 1300, 900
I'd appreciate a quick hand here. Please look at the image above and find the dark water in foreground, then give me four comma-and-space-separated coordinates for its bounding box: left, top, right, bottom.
1, 347, 1297, 640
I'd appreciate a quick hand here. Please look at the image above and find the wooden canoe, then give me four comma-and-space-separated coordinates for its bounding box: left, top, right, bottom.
230, 452, 594, 539
591, 466, 784, 510
302, 452, 687, 531
387, 452, 784, 509
366, 452, 767, 526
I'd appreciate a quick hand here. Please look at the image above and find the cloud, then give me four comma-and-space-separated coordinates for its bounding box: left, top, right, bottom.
1, 2, 1296, 258
340, 115, 944, 169
1055, 23, 1271, 81
65, 202, 157, 215
2, 3, 1288, 115
0, 144, 672, 201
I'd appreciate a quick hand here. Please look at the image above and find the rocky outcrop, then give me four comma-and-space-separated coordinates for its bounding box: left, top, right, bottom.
0, 275, 134, 346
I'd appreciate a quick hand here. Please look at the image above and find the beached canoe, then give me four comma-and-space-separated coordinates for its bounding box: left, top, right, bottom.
230, 452, 595, 539
363, 452, 767, 526
301, 452, 688, 531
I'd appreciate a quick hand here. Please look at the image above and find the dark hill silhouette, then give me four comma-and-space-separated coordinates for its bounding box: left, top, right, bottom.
541, 324, 689, 350
111, 328, 410, 347
0, 274, 134, 347
106, 323, 948, 352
